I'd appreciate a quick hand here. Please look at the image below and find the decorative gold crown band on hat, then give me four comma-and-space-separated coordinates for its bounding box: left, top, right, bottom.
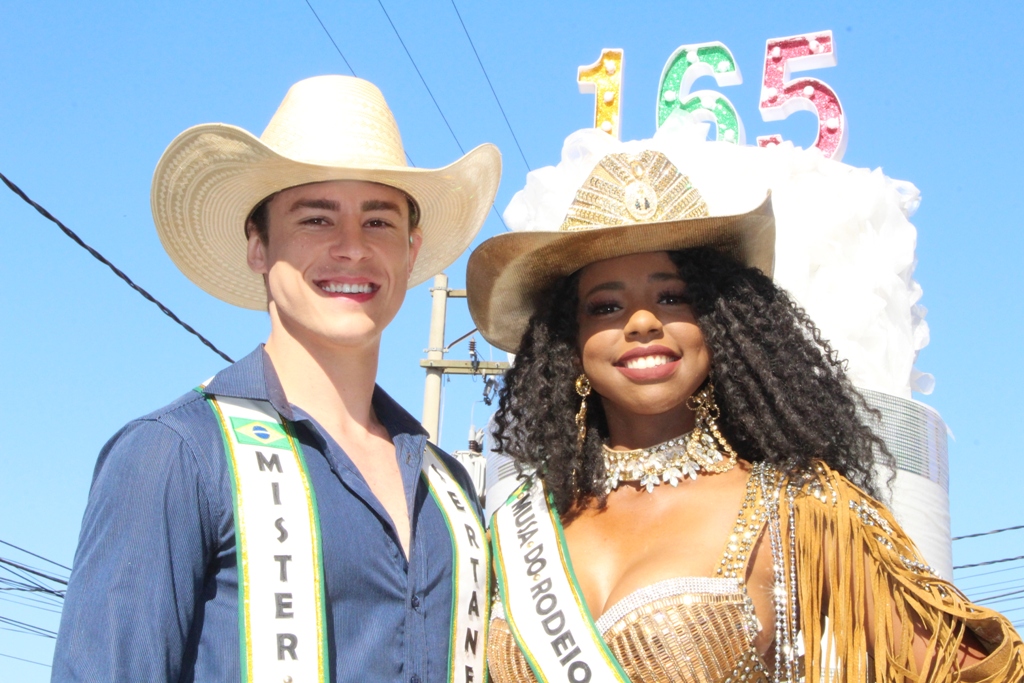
559, 150, 709, 232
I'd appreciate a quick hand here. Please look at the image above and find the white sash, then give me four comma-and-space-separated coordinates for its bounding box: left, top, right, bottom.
422, 446, 489, 683
491, 479, 630, 683
207, 393, 329, 683
206, 391, 487, 683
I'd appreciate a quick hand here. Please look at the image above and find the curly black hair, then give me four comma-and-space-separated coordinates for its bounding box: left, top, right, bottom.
491, 247, 891, 516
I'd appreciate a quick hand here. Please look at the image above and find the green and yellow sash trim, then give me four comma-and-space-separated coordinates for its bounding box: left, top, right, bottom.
423, 446, 489, 683
207, 392, 329, 683
492, 479, 630, 683
204, 388, 487, 683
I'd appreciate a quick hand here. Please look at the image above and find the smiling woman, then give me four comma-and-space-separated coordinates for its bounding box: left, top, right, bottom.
498, 246, 882, 518
467, 132, 1024, 683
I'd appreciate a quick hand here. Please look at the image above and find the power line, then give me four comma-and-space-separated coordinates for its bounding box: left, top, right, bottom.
0, 615, 57, 639
0, 558, 66, 595
0, 579, 63, 598
449, 0, 531, 171
300, 0, 419, 170
975, 587, 1024, 605
0, 557, 68, 587
0, 539, 71, 572
303, 0, 356, 75
374, 0, 508, 231
957, 574, 1024, 593
0, 594, 63, 615
952, 524, 1024, 541
0, 651, 51, 668
0, 172, 234, 364
969, 580, 1024, 600
376, 0, 464, 155
954, 555, 1024, 571
302, 0, 509, 230
955, 562, 1024, 581
0, 560, 64, 634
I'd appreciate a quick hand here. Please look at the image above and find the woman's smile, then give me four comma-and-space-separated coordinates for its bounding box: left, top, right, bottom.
615, 344, 681, 380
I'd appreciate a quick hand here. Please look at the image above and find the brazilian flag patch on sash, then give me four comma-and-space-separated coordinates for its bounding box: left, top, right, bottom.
230, 418, 291, 448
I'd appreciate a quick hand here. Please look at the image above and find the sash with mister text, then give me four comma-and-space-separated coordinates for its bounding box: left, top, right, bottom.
206, 391, 486, 683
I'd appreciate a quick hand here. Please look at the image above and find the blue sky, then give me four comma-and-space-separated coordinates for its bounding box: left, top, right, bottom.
2, 0, 1023, 677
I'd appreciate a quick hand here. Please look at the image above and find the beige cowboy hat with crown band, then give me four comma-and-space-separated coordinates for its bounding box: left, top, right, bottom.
152, 75, 502, 309
466, 140, 775, 353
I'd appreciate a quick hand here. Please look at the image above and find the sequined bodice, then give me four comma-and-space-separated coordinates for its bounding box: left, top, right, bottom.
489, 578, 768, 683
488, 473, 770, 683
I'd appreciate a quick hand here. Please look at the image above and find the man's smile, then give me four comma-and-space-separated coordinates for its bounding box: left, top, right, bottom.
317, 281, 379, 294
313, 276, 382, 300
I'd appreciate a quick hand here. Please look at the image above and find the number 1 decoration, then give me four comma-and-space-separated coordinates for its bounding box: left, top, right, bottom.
578, 49, 624, 138
582, 30, 848, 159
656, 42, 744, 144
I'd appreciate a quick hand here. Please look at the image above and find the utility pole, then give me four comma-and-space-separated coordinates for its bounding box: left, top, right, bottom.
421, 274, 448, 442
420, 273, 509, 443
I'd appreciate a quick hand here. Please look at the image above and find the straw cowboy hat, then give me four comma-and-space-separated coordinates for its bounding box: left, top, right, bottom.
152, 75, 501, 309
466, 134, 774, 353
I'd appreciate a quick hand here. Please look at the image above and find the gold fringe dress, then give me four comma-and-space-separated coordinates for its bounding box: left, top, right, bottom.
487, 462, 1024, 683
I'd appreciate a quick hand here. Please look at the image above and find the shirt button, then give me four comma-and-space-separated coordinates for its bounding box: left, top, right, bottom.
410, 676, 421, 683
410, 595, 420, 610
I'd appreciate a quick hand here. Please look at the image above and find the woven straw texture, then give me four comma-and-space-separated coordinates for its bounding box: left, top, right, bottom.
467, 195, 773, 353
152, 75, 501, 309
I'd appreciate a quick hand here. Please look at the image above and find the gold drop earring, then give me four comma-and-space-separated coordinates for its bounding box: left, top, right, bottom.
574, 374, 591, 447
571, 374, 592, 495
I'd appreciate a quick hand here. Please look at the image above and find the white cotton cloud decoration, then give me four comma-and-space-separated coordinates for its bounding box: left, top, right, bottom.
503, 119, 931, 398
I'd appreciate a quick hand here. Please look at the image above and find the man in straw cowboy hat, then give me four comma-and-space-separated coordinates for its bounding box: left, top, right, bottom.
53, 75, 500, 682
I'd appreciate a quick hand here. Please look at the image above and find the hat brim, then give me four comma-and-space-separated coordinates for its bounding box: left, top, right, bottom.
466, 194, 774, 353
152, 124, 501, 310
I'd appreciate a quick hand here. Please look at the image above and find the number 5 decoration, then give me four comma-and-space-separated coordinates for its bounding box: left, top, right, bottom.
757, 30, 847, 160
656, 42, 744, 144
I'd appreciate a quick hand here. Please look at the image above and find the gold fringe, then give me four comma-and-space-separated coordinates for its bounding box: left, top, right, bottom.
782, 463, 1024, 682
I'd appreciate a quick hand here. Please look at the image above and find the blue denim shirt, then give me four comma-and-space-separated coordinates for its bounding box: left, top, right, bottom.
52, 347, 480, 683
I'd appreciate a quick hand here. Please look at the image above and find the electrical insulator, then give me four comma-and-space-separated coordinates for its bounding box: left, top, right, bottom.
468, 337, 480, 373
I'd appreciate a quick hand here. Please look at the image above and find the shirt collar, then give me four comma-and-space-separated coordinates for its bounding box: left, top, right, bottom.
203, 345, 428, 439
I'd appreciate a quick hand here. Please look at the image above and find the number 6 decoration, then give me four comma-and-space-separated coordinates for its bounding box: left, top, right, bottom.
757, 30, 847, 160
656, 41, 745, 144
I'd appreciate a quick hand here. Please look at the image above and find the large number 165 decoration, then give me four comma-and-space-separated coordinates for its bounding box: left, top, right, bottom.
579, 30, 847, 161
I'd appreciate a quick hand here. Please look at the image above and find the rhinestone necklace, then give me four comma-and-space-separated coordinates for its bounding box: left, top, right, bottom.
602, 430, 736, 494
